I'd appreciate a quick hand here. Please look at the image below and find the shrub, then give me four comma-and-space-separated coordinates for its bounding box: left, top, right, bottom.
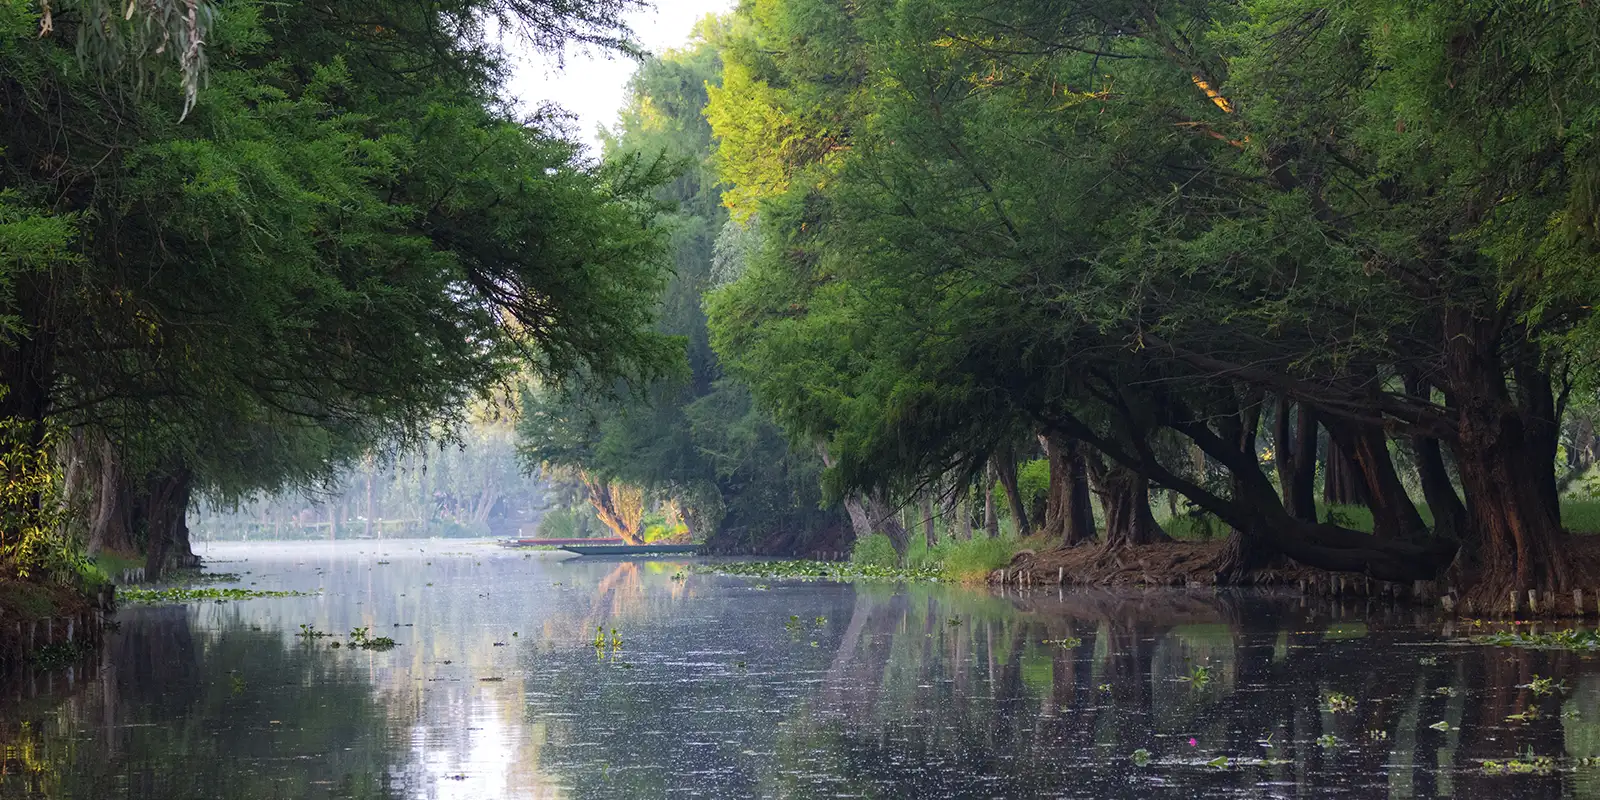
850, 533, 899, 568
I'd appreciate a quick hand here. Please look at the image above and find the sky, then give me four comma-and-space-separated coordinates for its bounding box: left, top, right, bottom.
504, 0, 736, 154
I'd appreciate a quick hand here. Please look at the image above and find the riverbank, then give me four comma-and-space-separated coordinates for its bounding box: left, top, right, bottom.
998, 537, 1600, 618
0, 579, 114, 671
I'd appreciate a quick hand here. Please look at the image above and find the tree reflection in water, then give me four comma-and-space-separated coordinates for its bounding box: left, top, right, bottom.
6, 547, 1600, 800
1, 604, 405, 800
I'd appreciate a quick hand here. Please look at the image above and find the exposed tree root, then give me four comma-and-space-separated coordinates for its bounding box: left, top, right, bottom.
993, 539, 1600, 618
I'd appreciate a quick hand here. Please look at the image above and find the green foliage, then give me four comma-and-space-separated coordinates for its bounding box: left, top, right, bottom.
849, 533, 898, 569
850, 531, 1031, 583
913, 537, 1027, 584
695, 0, 1600, 587
0, 419, 79, 583
537, 506, 605, 539
519, 22, 840, 552
1016, 460, 1049, 518
2, 0, 676, 584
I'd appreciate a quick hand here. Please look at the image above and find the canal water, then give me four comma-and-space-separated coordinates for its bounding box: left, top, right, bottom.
2, 539, 1598, 799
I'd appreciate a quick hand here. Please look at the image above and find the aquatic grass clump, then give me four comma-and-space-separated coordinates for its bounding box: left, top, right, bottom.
120, 586, 310, 604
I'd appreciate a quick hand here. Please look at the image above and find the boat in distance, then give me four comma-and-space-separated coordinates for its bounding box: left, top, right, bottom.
557, 543, 701, 556
497, 537, 700, 555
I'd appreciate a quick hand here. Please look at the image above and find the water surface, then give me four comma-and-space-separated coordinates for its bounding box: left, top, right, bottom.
3, 539, 1598, 799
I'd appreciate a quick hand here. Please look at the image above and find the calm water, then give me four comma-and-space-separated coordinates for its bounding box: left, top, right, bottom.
3, 540, 1600, 799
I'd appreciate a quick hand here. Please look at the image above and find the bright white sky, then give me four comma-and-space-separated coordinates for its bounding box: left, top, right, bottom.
505, 0, 736, 154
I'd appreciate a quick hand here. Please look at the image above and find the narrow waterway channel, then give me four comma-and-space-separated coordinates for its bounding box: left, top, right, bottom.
2, 539, 1598, 799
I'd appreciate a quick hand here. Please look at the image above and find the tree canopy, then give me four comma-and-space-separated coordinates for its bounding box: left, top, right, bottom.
698, 0, 1600, 605
1, 0, 673, 579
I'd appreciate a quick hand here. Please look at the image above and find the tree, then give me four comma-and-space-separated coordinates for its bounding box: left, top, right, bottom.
3, 0, 674, 580
518, 19, 846, 556
703, 0, 1600, 604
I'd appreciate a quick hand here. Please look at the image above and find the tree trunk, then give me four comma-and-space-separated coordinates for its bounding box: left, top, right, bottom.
982, 464, 999, 539
1085, 455, 1170, 549
955, 489, 973, 541
1326, 419, 1428, 539
1321, 436, 1365, 507
1065, 443, 1096, 545
1046, 406, 1458, 583
581, 473, 645, 545
1404, 373, 1469, 541
866, 490, 911, 558
1041, 434, 1096, 546
1272, 397, 1318, 522
920, 493, 936, 549
993, 453, 1029, 535
1515, 361, 1562, 530
142, 465, 193, 582
88, 437, 135, 556
1445, 308, 1569, 599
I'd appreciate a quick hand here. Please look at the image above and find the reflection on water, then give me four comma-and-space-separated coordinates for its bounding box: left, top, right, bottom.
4, 540, 1600, 798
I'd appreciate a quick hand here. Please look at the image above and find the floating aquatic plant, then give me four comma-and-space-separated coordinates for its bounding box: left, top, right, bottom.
1180, 663, 1213, 688
1474, 629, 1600, 651
1130, 748, 1151, 767
695, 560, 943, 582
1481, 754, 1555, 775
1520, 675, 1565, 696
1323, 692, 1357, 713
1505, 705, 1542, 722
348, 627, 398, 651
120, 586, 310, 604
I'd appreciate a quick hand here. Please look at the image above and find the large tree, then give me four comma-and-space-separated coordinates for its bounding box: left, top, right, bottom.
2, 0, 674, 579
704, 0, 1600, 603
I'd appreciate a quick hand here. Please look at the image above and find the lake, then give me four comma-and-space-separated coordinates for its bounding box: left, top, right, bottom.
1, 539, 1596, 799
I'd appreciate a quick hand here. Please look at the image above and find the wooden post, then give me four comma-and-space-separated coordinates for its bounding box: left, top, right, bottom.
1528, 589, 1540, 615
1575, 589, 1584, 617
1510, 591, 1521, 616
1058, 567, 1064, 584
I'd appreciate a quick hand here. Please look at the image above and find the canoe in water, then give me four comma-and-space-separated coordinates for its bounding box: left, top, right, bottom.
557, 543, 701, 556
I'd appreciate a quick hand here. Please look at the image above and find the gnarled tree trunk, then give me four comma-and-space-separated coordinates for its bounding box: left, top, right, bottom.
1085, 455, 1170, 549
1040, 434, 1095, 546
1446, 310, 1569, 602
1325, 419, 1428, 539
580, 473, 645, 545
142, 465, 193, 582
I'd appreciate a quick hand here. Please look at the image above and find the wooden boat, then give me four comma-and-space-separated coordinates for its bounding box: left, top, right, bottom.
498, 537, 626, 548
557, 543, 701, 556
